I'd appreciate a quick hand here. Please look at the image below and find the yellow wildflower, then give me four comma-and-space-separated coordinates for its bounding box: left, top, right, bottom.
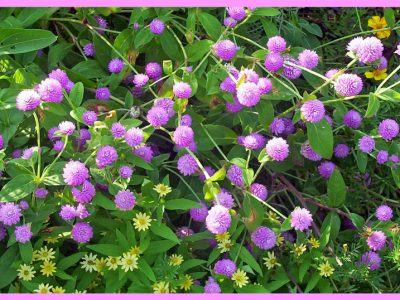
318, 261, 335, 277
44, 236, 59, 244
106, 256, 120, 270
95, 257, 107, 274
153, 281, 170, 293
232, 269, 249, 288
365, 69, 388, 81
17, 264, 36, 281
215, 232, 230, 243
36, 246, 55, 261
368, 16, 390, 39
153, 183, 172, 197
132, 212, 152, 232
169, 254, 184, 266
119, 252, 138, 272
51, 286, 65, 294
180, 274, 193, 291
292, 243, 307, 257
308, 237, 320, 249
34, 283, 53, 294
263, 252, 281, 270
81, 253, 98, 273
217, 239, 234, 253
129, 245, 143, 257
275, 234, 285, 246
40, 260, 57, 277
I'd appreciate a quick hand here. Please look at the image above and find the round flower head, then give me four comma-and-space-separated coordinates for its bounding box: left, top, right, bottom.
204, 277, 221, 293
358, 136, 375, 153
154, 98, 175, 118
108, 58, 124, 73
96, 145, 118, 169
119, 166, 133, 179
173, 126, 194, 147
378, 119, 399, 141
325, 69, 339, 79
223, 17, 237, 28
76, 203, 90, 219
264, 53, 284, 72
21, 148, 33, 160
251, 226, 276, 250
16, 89, 41, 111
12, 149, 21, 158
83, 111, 97, 126
238, 68, 259, 83
125, 127, 144, 147
343, 110, 362, 128
237, 82, 261, 107
214, 259, 237, 277
298, 49, 319, 69
347, 37, 364, 53
361, 251, 381, 271
96, 87, 111, 101
83, 43, 95, 56
19, 201, 29, 210
180, 114, 192, 126
242, 133, 265, 150
133, 145, 154, 162
71, 180, 96, 204
376, 150, 389, 165
227, 164, 244, 187
220, 76, 236, 94
177, 154, 198, 176
145, 62, 162, 80
214, 189, 234, 209
35, 188, 48, 198
390, 154, 399, 164
270, 118, 285, 136
149, 18, 165, 34
227, 7, 246, 21
15, 225, 32, 244
375, 56, 388, 70
65, 80, 74, 93
198, 166, 216, 182
59, 204, 77, 221
266, 137, 289, 161
48, 127, 60, 141
48, 68, 70, 89
250, 183, 268, 201
71, 222, 93, 243
111, 122, 126, 138
334, 74, 363, 97
356, 37, 384, 64
318, 161, 336, 179
133, 73, 149, 88
301, 141, 322, 161
206, 205, 231, 234
173, 81, 192, 99
213, 40, 238, 61
63, 160, 89, 186
53, 140, 64, 152
334, 144, 350, 158
367, 231, 386, 251
267, 36, 286, 53
38, 78, 63, 103
257, 77, 272, 94
114, 190, 136, 210
58, 121, 75, 136
226, 96, 243, 113
375, 205, 393, 221
189, 202, 208, 222
132, 22, 140, 30
301, 100, 325, 123
282, 55, 302, 80
0, 202, 22, 225
291, 208, 313, 231
94, 15, 108, 30
147, 106, 169, 127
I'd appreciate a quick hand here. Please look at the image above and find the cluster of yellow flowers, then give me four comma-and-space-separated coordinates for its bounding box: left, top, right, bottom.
215, 232, 234, 253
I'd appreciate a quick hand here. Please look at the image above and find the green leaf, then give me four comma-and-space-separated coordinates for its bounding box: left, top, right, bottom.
320, 212, 341, 247
92, 192, 116, 210
185, 40, 213, 62
19, 242, 33, 263
164, 199, 201, 210
17, 8, 55, 28
196, 124, 237, 151
71, 60, 107, 79
0, 174, 35, 202
355, 150, 368, 172
307, 118, 333, 159
349, 213, 364, 230
180, 259, 207, 273
256, 100, 274, 128
126, 153, 153, 170
239, 246, 263, 276
304, 272, 321, 293
86, 244, 123, 256
134, 27, 153, 49
384, 8, 395, 28
69, 82, 84, 108
199, 13, 222, 40
253, 8, 281, 16
58, 252, 87, 270
145, 240, 178, 255
326, 169, 346, 207
48, 43, 72, 68
365, 93, 380, 118
150, 222, 180, 243
138, 259, 156, 282
207, 165, 226, 182
159, 29, 182, 61
299, 256, 312, 282
392, 167, 400, 189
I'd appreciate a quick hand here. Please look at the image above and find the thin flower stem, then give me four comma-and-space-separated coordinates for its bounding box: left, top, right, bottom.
200, 123, 229, 162
231, 32, 267, 50
376, 64, 400, 93
40, 135, 68, 181
242, 190, 287, 220
33, 112, 41, 178
164, 166, 201, 202
167, 26, 188, 64
284, 61, 328, 81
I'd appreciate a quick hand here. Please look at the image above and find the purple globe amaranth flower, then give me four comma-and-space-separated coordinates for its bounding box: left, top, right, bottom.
12, 149, 22, 158
133, 73, 149, 88
298, 49, 319, 69
220, 76, 236, 94
133, 145, 154, 162
72, 222, 93, 243
214, 189, 235, 209
53, 140, 64, 152
176, 226, 194, 238
154, 98, 175, 118
213, 40, 238, 61
35, 188, 49, 199
257, 77, 273, 94
251, 226, 276, 250
206, 205, 231, 234
375, 56, 388, 70
227, 164, 244, 187
204, 277, 221, 293
76, 203, 90, 219
358, 136, 375, 153
119, 166, 133, 179
114, 190, 136, 210
347, 37, 364, 53
177, 154, 198, 176
250, 183, 268, 201
59, 204, 77, 221
214, 259, 237, 278
376, 150, 389, 165
65, 80, 74, 93
223, 17, 237, 28
71, 180, 96, 204
378, 119, 399, 141
15, 225, 32, 244
83, 111, 97, 126
180, 114, 192, 126
301, 100, 325, 123
38, 78, 63, 103
190, 202, 208, 222
149, 18, 165, 34
395, 44, 400, 56
16, 89, 41, 111
227, 7, 246, 21
133, 22, 140, 30
334, 144, 350, 158
198, 166, 216, 182
318, 161, 336, 179
301, 140, 322, 161
390, 154, 399, 164
236, 82, 261, 107
375, 205, 393, 221
58, 121, 75, 136
48, 68, 70, 89
63, 160, 89, 186
48, 127, 60, 141
241, 133, 266, 150
361, 251, 381, 271
264, 53, 284, 72
21, 148, 33, 160
147, 106, 169, 127
267, 36, 286, 53
111, 122, 126, 138
173, 81, 192, 99
325, 69, 339, 79
108, 58, 124, 73
270, 118, 285, 136
356, 37, 384, 64
238, 68, 259, 83
367, 231, 386, 251
94, 15, 108, 30
96, 145, 118, 169
334, 74, 363, 97
125, 127, 144, 147
266, 137, 289, 161
96, 87, 111, 101
145, 62, 162, 80
291, 208, 313, 231
79, 128, 91, 142
226, 96, 243, 113
282, 55, 302, 80
83, 43, 95, 57
343, 110, 362, 129
173, 126, 194, 147
19, 201, 29, 210
0, 202, 22, 225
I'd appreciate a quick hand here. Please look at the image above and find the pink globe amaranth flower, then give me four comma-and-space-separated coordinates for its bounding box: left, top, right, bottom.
301, 100, 325, 123
21, 148, 34, 160
65, 80, 74, 93
145, 62, 162, 80
63, 160, 89, 186
376, 150, 389, 165
343, 110, 362, 128
190, 202, 208, 222
198, 166, 216, 182
119, 166, 134, 178
214, 259, 237, 278
270, 118, 285, 136
227, 164, 244, 187
35, 188, 49, 198
94, 15, 108, 29
220, 76, 236, 94
301, 140, 322, 161
72, 222, 93, 243
16, 89, 41, 111
375, 204, 393, 221
367, 231, 386, 251
71, 180, 96, 204
375, 56, 388, 70
154, 98, 175, 118
378, 119, 399, 141
250, 183, 268, 201
48, 127, 60, 141
241, 133, 266, 150
204, 277, 221, 293
266, 137, 289, 161
124, 127, 144, 147
213, 40, 238, 61
356, 36, 384, 64
180, 114, 192, 126
334, 74, 363, 97
227, 7, 246, 21
358, 136, 375, 153
133, 73, 149, 88
59, 204, 77, 221
318, 161, 336, 179
83, 111, 97, 126
114, 190, 136, 210
96, 145, 118, 169
147, 106, 169, 127
132, 22, 140, 30
133, 145, 154, 162
238, 68, 259, 83
83, 43, 95, 57
223, 17, 237, 28
290, 207, 313, 231
347, 37, 364, 53
206, 205, 231, 234
173, 126, 194, 147
267, 36, 286, 53
15, 225, 32, 244
173, 81, 192, 99
76, 203, 90, 219
298, 49, 319, 69
334, 143, 350, 158
282, 55, 302, 80
48, 68, 70, 89
251, 226, 276, 250
325, 69, 339, 79
0, 202, 21, 225
38, 78, 63, 103
225, 96, 243, 112
79, 129, 91, 142
53, 140, 64, 152
19, 201, 29, 210
96, 87, 111, 101
361, 251, 381, 271
213, 189, 234, 209
264, 53, 284, 72
111, 122, 126, 138
257, 77, 272, 94
237, 82, 261, 107
108, 58, 124, 73
58, 121, 75, 136
149, 18, 165, 34
177, 154, 198, 176
390, 154, 399, 164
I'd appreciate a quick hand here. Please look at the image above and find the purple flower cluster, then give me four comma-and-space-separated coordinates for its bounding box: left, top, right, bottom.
251, 226, 276, 250
206, 205, 231, 234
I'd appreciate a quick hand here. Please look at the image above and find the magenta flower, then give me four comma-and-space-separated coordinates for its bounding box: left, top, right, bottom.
0, 202, 21, 225
16, 89, 41, 111
15, 225, 32, 244
267, 36, 286, 53
125, 127, 144, 147
250, 183, 268, 201
96, 145, 118, 168
38, 78, 63, 103
206, 205, 231, 234
367, 231, 386, 251
177, 154, 198, 176
147, 106, 169, 127
264, 53, 284, 72
301, 100, 325, 123
63, 160, 89, 186
173, 126, 194, 147
214, 259, 237, 277
71, 180, 96, 204
237, 82, 261, 107
290, 208, 313, 231
173, 81, 192, 99
378, 119, 399, 141
71, 222, 93, 243
189, 202, 208, 222
375, 205, 393, 221
96, 87, 111, 101
251, 226, 276, 250
266, 137, 289, 161
149, 18, 165, 34
213, 40, 238, 61
114, 190, 136, 210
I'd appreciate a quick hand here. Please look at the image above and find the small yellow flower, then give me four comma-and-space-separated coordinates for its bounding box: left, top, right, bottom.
40, 260, 57, 277
292, 243, 307, 257
95, 257, 107, 274
88, 281, 99, 290
153, 281, 170, 293
153, 183, 172, 197
51, 286, 65, 294
44, 236, 59, 244
365, 69, 388, 81
75, 290, 87, 293
81, 253, 98, 273
132, 212, 152, 232
179, 274, 193, 291
106, 256, 120, 270
263, 252, 281, 270
129, 245, 143, 257
119, 253, 138, 272
275, 234, 285, 247
36, 246, 56, 261
318, 261, 335, 277
232, 269, 249, 288
215, 232, 230, 243
34, 283, 53, 294
267, 211, 281, 224
217, 239, 234, 253
308, 237, 320, 249
17, 264, 36, 281
368, 16, 391, 39
169, 254, 184, 266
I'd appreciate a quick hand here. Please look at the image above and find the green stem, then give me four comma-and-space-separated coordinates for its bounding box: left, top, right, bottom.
167, 26, 188, 64
40, 135, 68, 181
284, 61, 328, 81
164, 166, 201, 202
376, 64, 400, 93
33, 112, 41, 178
200, 123, 229, 162
231, 32, 267, 50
